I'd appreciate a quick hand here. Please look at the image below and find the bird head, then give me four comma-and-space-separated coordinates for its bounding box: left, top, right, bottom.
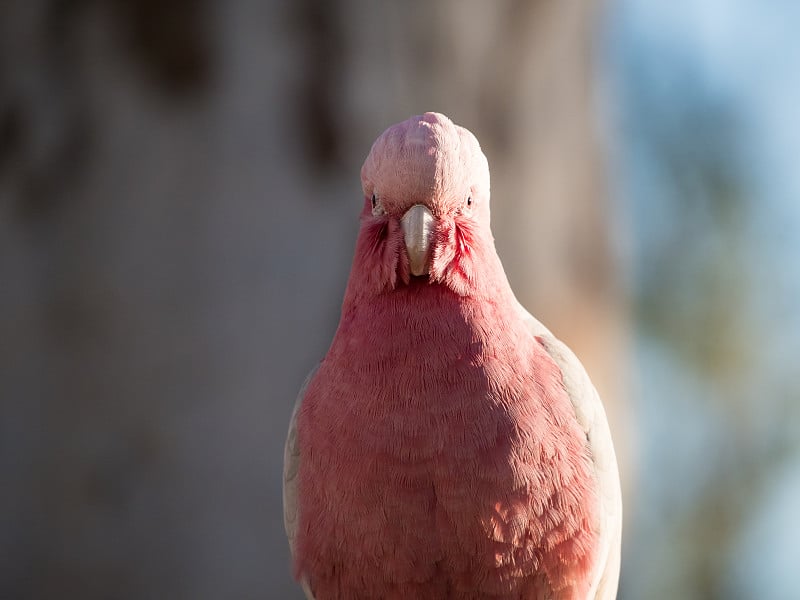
354, 112, 494, 297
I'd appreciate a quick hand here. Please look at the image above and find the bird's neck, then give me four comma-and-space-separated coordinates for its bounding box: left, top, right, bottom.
331, 277, 527, 378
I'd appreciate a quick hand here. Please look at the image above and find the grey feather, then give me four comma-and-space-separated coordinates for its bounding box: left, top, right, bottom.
283, 366, 319, 600
517, 303, 623, 600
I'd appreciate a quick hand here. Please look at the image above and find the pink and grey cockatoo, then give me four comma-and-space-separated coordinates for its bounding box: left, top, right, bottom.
283, 112, 621, 599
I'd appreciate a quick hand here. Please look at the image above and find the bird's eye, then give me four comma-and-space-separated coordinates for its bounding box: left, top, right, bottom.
370, 193, 385, 216
466, 196, 472, 206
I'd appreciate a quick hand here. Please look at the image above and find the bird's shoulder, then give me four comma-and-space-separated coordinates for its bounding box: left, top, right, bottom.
515, 301, 622, 600
283, 365, 319, 600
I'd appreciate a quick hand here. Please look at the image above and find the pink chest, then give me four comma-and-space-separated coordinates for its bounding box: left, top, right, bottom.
294, 290, 599, 598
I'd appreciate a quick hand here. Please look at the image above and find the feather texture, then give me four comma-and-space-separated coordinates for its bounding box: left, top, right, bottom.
283, 113, 621, 599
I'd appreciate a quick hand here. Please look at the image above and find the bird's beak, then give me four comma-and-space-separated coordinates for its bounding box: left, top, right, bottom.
400, 204, 434, 276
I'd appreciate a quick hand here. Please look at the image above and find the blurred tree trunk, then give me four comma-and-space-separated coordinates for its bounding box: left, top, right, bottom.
0, 1, 627, 598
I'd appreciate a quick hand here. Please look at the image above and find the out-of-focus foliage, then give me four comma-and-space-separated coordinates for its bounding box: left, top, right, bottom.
606, 1, 800, 598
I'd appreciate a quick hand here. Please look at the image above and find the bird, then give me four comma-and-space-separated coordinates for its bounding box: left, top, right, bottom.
283, 112, 621, 599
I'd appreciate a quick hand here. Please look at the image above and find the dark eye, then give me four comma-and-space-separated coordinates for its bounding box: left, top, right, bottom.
371, 194, 377, 209
466, 196, 472, 206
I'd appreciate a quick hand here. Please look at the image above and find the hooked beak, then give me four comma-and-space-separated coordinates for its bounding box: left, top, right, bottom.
400, 204, 434, 276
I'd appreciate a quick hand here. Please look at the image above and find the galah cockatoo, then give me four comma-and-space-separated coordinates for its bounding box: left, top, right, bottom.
284, 112, 621, 599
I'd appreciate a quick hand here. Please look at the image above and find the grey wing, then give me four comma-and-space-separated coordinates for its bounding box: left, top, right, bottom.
283, 366, 319, 600
517, 303, 623, 600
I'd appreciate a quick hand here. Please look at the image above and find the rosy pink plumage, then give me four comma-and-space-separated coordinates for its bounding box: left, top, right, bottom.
283, 112, 621, 599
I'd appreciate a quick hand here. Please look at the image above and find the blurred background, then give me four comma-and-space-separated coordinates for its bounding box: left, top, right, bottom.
1, 1, 798, 598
